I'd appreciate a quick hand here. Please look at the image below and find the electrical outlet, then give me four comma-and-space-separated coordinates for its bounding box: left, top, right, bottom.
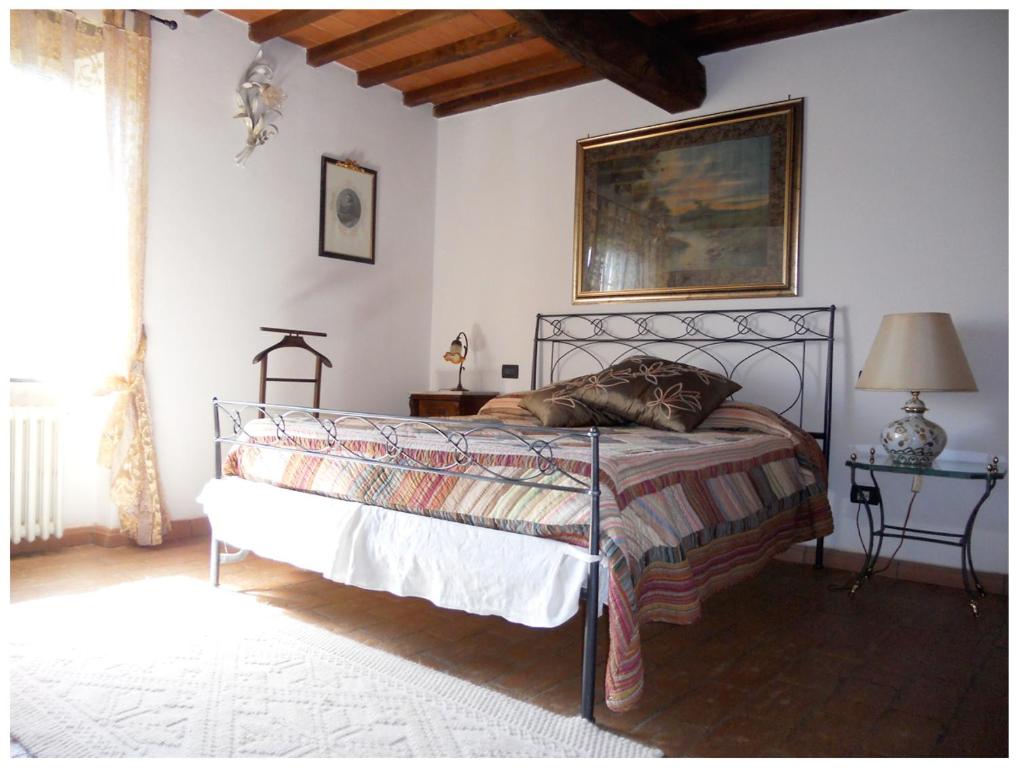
501, 364, 519, 379
850, 484, 881, 505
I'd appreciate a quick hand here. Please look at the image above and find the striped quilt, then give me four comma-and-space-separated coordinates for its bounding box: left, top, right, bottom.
222, 400, 832, 712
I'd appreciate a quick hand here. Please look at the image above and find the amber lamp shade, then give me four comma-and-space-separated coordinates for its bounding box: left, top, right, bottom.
442, 332, 469, 391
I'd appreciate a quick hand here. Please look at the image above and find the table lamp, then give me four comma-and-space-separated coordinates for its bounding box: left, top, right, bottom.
856, 312, 976, 465
442, 331, 469, 392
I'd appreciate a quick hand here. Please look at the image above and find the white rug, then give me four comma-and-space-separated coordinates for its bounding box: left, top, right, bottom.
9, 578, 660, 758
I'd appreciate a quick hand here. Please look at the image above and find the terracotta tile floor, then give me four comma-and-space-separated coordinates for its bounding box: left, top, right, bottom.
10, 537, 1008, 757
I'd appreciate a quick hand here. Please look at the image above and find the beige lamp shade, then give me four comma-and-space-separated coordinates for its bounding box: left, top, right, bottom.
856, 313, 977, 392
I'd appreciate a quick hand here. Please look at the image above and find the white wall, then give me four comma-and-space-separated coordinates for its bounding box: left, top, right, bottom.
145, 11, 437, 522
430, 11, 1009, 572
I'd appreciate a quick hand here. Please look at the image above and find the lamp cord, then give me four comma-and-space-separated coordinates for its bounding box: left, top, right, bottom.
870, 488, 919, 576
828, 488, 919, 591
828, 509, 867, 592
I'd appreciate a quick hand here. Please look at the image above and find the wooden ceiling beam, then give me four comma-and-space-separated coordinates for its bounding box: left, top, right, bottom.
434, 66, 601, 118
666, 9, 904, 56
249, 10, 339, 44
357, 22, 535, 89
307, 10, 465, 68
508, 10, 705, 114
403, 51, 576, 107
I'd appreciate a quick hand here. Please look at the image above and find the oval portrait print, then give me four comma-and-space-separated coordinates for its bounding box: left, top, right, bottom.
320, 156, 376, 263
336, 188, 362, 228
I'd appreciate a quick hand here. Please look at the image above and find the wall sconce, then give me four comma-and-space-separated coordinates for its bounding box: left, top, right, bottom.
443, 332, 469, 392
234, 49, 285, 166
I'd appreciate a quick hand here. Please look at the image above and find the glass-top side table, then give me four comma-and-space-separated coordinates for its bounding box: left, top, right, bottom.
845, 449, 1006, 615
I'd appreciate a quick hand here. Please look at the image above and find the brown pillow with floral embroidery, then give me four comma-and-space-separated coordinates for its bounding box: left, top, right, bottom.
519, 378, 629, 428
573, 355, 741, 432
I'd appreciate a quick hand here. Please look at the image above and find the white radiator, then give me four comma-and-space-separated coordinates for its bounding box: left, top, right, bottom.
9, 407, 63, 544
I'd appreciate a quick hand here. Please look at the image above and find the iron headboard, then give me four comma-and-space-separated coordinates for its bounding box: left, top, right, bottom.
530, 305, 836, 468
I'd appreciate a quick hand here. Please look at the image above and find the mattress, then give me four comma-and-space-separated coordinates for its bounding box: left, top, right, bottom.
220, 401, 833, 711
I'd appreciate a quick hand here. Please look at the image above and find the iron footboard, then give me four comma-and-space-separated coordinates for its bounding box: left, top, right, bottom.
209, 398, 604, 722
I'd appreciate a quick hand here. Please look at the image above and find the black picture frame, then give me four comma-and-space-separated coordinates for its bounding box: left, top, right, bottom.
319, 155, 377, 264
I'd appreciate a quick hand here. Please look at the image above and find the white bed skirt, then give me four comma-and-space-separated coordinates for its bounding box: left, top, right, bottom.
198, 478, 606, 629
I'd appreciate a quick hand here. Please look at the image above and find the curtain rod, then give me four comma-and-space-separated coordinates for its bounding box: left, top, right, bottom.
61, 9, 178, 30
131, 10, 177, 30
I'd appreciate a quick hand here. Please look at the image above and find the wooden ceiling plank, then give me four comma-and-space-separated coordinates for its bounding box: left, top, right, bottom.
307, 10, 466, 68
403, 51, 575, 107
388, 38, 557, 92
249, 10, 340, 44
508, 10, 705, 114
357, 22, 535, 89
434, 66, 601, 118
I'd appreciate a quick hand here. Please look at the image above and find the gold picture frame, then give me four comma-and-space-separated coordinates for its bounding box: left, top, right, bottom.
573, 99, 803, 303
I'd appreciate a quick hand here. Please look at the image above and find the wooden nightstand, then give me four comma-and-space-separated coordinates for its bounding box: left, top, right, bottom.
409, 391, 498, 418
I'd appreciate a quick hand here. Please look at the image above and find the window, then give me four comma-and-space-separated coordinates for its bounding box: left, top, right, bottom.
9, 28, 129, 389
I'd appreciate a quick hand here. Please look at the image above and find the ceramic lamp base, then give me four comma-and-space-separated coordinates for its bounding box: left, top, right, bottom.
880, 392, 946, 466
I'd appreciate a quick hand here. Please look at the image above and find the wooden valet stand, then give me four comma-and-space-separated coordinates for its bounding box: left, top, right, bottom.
252, 327, 332, 409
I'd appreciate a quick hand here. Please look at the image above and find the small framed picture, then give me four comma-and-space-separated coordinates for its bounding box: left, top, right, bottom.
319, 155, 377, 264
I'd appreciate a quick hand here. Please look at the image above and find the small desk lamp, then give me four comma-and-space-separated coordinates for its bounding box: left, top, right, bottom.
856, 312, 976, 465
443, 331, 469, 392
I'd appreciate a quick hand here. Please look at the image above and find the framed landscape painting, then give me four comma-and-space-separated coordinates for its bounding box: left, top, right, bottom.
319, 156, 377, 264
573, 99, 803, 303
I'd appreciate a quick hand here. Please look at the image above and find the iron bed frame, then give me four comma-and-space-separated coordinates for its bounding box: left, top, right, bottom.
209, 305, 836, 724
530, 305, 836, 568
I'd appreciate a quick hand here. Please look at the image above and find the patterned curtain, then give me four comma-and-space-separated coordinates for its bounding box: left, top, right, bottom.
10, 10, 168, 545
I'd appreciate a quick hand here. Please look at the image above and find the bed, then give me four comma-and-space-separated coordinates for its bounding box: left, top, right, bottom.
202, 306, 836, 721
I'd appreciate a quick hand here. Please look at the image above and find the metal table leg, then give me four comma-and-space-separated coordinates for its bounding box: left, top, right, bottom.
850, 499, 875, 595
849, 468, 885, 595
960, 475, 996, 615
965, 540, 986, 598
